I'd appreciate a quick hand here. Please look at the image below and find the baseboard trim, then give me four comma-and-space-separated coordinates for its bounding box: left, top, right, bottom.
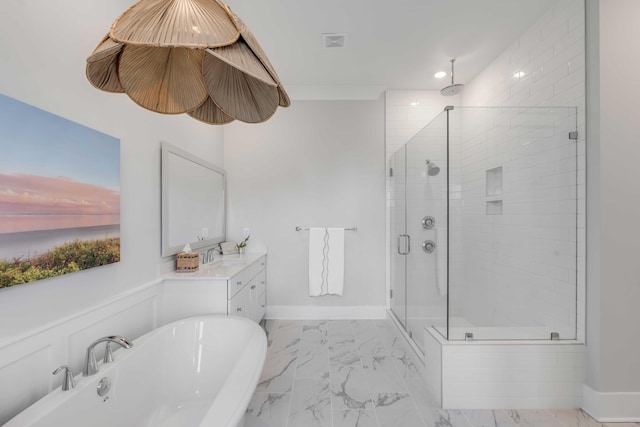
266, 305, 387, 320
582, 384, 640, 422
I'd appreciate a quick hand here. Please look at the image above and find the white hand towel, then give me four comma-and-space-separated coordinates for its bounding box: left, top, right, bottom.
326, 227, 345, 296
436, 227, 447, 296
308, 228, 327, 296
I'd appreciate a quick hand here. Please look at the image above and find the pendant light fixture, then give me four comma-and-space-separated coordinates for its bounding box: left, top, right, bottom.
86, 0, 290, 124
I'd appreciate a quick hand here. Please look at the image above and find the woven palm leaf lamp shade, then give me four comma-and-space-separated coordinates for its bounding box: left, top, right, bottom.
86, 0, 290, 124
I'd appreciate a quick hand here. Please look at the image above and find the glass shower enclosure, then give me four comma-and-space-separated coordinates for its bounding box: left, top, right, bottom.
390, 106, 579, 353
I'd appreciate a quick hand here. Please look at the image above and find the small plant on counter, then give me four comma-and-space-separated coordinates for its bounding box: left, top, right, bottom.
237, 235, 250, 250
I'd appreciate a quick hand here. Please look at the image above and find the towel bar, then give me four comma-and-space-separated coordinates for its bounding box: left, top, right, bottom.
296, 226, 358, 231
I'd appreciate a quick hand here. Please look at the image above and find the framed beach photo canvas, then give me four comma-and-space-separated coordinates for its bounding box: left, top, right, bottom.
0, 93, 120, 288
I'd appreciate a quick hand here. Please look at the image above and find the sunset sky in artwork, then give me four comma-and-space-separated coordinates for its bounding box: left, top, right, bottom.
0, 93, 120, 233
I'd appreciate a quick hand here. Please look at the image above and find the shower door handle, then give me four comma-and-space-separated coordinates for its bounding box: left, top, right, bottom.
397, 234, 410, 255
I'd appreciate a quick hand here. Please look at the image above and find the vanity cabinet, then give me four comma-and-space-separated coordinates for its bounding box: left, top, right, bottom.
162, 254, 266, 325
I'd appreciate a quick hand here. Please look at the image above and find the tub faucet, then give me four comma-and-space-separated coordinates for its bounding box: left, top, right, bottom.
82, 335, 133, 376
52, 365, 75, 391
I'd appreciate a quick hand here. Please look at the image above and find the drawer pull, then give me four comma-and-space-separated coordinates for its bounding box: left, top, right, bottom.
236, 307, 243, 312
261, 281, 265, 284
251, 285, 256, 290
261, 305, 265, 308
236, 281, 242, 286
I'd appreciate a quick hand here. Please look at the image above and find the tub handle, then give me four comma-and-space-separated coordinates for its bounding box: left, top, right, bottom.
53, 365, 75, 391
251, 285, 256, 290
236, 307, 243, 312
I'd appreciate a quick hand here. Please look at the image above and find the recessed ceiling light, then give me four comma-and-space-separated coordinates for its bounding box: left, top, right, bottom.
434, 71, 447, 79
410, 101, 420, 106
513, 71, 525, 78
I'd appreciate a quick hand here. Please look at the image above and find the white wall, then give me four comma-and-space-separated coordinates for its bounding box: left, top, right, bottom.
224, 99, 386, 317
0, 0, 223, 421
0, 0, 223, 335
583, 0, 640, 420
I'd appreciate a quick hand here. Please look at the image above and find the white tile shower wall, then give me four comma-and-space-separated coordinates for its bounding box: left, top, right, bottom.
454, 0, 586, 341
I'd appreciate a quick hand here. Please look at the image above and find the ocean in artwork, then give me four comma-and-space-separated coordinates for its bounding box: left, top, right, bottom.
0, 93, 120, 288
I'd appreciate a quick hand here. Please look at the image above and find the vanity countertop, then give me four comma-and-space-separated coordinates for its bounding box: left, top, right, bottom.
164, 253, 266, 280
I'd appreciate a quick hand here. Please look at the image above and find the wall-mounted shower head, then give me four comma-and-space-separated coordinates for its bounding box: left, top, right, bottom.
426, 160, 440, 176
441, 59, 464, 96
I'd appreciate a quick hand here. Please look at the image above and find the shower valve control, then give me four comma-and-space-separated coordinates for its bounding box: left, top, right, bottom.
422, 240, 436, 253
422, 216, 435, 229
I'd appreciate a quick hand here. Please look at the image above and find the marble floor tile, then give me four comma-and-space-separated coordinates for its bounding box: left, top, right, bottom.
361, 353, 408, 394
355, 335, 390, 358
389, 345, 422, 379
505, 409, 565, 427
296, 344, 330, 380
328, 319, 355, 334
331, 364, 374, 410
256, 352, 297, 393
268, 323, 302, 357
547, 409, 603, 427
404, 378, 440, 416
263, 319, 279, 346
333, 409, 380, 427
330, 343, 362, 369
251, 319, 611, 427
301, 320, 328, 346
463, 409, 519, 427
287, 378, 332, 427
245, 392, 291, 427
373, 392, 426, 427
419, 408, 472, 427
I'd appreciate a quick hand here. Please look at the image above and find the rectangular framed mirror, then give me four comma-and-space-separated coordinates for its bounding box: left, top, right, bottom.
161, 142, 226, 257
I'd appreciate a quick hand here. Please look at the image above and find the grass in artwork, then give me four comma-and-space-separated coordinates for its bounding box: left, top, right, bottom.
0, 238, 120, 288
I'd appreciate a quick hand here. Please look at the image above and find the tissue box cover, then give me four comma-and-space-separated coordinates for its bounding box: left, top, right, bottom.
176, 252, 199, 272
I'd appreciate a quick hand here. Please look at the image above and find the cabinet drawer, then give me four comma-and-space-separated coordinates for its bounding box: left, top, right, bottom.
248, 270, 266, 296
228, 283, 251, 317
228, 256, 266, 298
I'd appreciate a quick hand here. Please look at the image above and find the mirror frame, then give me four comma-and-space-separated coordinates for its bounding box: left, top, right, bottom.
161, 141, 226, 257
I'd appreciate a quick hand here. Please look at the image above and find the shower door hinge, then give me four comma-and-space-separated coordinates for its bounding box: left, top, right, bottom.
389, 289, 393, 299
389, 168, 394, 177
569, 131, 578, 140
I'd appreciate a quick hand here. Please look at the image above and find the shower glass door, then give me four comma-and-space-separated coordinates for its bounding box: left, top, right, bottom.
405, 112, 449, 350
390, 111, 448, 353
390, 146, 407, 328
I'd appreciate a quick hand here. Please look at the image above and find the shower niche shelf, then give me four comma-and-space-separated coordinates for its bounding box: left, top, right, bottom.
486, 166, 503, 196
486, 200, 503, 215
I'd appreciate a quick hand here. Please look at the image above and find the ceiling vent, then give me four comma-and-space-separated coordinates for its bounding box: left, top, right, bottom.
322, 33, 347, 49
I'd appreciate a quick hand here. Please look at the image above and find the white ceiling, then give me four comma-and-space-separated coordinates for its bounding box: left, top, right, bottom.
224, 0, 559, 97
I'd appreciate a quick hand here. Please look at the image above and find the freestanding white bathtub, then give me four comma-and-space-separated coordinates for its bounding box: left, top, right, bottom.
5, 316, 267, 427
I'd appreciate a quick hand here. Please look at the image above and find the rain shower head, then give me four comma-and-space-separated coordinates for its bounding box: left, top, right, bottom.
441, 59, 464, 96
426, 160, 440, 176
